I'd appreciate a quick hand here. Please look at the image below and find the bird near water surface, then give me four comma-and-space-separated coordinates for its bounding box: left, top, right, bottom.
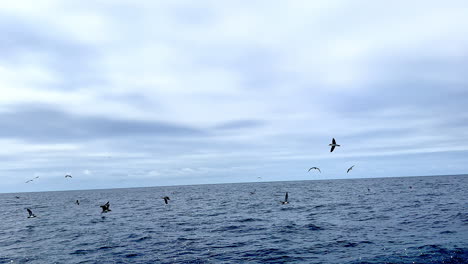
100, 201, 111, 213
26, 208, 36, 218
281, 192, 289, 204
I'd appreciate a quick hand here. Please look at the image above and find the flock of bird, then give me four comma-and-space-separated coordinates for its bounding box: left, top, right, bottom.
308, 138, 355, 174
23, 138, 355, 217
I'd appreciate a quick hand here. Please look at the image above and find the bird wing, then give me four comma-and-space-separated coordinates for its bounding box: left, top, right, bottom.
332, 138, 336, 144
330, 145, 335, 152
27, 208, 32, 216
285, 192, 288, 202
308, 168, 313, 172
317, 168, 321, 173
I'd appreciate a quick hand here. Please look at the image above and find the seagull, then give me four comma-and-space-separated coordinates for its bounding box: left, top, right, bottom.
308, 167, 321, 173
15, 196, 20, 199
65, 174, 72, 178
162, 196, 170, 204
25, 176, 40, 183
75, 200, 80, 205
26, 208, 36, 218
250, 189, 256, 195
329, 138, 341, 152
100, 201, 111, 213
347, 165, 355, 173
281, 192, 289, 204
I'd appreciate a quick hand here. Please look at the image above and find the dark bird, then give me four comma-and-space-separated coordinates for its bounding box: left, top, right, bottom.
347, 165, 355, 173
26, 208, 36, 218
25, 180, 33, 183
367, 188, 370, 192
75, 200, 80, 205
100, 201, 111, 213
65, 174, 72, 178
281, 192, 289, 204
329, 138, 341, 152
15, 196, 20, 199
162, 196, 170, 204
250, 189, 256, 195
308, 167, 321, 173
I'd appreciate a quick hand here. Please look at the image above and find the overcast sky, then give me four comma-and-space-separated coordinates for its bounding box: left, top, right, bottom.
1, 0, 467, 193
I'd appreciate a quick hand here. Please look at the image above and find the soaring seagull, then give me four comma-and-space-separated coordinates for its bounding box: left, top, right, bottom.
26, 208, 36, 218
100, 201, 111, 213
25, 176, 39, 183
65, 174, 72, 178
162, 196, 170, 204
308, 167, 321, 173
281, 192, 289, 204
347, 165, 355, 173
329, 138, 341, 152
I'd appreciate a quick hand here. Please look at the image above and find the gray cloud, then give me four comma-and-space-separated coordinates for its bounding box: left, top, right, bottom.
0, 104, 204, 143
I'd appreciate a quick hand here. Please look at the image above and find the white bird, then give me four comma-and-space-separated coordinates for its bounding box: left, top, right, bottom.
329, 138, 341, 152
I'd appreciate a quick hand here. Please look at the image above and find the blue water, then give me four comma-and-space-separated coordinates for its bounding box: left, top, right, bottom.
1, 175, 467, 264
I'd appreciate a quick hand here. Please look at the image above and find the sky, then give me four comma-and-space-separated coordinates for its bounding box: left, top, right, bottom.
1, 0, 468, 193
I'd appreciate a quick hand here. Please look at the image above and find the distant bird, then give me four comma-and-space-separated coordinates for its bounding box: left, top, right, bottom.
250, 189, 256, 195
257, 176, 262, 180
367, 188, 370, 192
65, 174, 72, 178
409, 186, 413, 189
26, 208, 36, 218
75, 200, 80, 205
100, 201, 111, 213
281, 192, 289, 204
25, 176, 40, 183
162, 196, 170, 204
15, 196, 20, 199
347, 165, 355, 173
329, 138, 340, 152
308, 167, 321, 173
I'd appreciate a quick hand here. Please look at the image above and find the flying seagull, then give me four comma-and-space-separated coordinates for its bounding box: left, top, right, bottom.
75, 200, 80, 205
281, 192, 289, 204
347, 165, 355, 173
308, 167, 321, 173
100, 201, 111, 213
162, 196, 170, 204
26, 208, 36, 218
65, 174, 72, 178
329, 138, 341, 152
25, 176, 39, 183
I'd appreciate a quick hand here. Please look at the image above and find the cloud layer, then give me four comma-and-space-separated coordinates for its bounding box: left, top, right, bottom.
1, 0, 467, 192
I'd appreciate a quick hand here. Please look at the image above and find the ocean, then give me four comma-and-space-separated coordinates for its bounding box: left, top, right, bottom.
1, 175, 467, 264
